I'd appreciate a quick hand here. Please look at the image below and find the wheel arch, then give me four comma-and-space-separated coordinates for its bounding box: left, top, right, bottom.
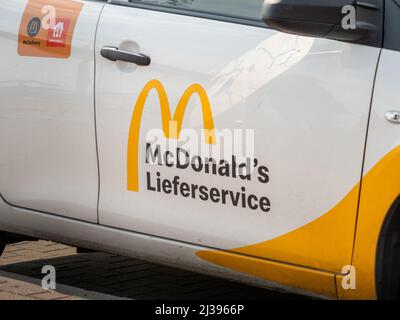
376, 194, 400, 299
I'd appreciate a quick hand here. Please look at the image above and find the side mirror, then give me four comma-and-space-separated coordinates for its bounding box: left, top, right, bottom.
261, 0, 383, 47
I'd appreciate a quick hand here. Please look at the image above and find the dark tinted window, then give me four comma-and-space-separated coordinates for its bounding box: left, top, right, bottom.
128, 0, 264, 21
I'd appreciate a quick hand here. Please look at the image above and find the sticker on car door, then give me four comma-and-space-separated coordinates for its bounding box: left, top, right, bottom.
18, 0, 83, 58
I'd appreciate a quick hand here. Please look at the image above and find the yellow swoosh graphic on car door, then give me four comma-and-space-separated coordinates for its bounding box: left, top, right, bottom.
197, 146, 400, 299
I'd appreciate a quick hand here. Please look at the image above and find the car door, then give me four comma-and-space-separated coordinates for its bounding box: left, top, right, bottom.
95, 0, 382, 272
0, 0, 104, 222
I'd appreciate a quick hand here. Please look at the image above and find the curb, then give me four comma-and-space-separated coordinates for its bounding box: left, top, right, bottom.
0, 270, 130, 300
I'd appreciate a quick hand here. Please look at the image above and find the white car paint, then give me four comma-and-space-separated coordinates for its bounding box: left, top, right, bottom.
364, 49, 400, 173
0, 0, 103, 222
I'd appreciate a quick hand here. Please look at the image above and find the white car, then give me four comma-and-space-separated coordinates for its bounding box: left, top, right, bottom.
0, 0, 399, 300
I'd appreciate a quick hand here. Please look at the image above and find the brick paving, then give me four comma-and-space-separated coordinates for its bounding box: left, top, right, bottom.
0, 240, 305, 300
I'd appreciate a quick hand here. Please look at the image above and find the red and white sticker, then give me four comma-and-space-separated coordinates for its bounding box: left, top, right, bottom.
18, 0, 83, 59
46, 18, 70, 47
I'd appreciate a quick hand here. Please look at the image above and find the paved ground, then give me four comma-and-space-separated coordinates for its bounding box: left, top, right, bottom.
0, 240, 305, 300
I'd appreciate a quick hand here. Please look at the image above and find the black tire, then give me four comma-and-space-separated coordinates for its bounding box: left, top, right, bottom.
0, 232, 5, 257
376, 196, 400, 299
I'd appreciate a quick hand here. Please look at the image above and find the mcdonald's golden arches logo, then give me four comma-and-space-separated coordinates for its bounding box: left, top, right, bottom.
127, 79, 216, 192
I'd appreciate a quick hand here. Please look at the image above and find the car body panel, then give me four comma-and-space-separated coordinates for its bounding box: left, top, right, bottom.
0, 0, 103, 222
95, 4, 380, 273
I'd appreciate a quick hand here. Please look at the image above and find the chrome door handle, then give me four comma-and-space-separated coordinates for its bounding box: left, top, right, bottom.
385, 111, 400, 124
100, 46, 151, 66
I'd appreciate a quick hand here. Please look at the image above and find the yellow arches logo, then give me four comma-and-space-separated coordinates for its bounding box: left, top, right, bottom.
127, 79, 216, 192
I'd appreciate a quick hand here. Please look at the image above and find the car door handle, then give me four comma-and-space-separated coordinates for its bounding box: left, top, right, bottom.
100, 46, 151, 66
385, 111, 400, 124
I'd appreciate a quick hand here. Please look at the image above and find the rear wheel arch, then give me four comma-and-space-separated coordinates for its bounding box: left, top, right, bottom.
376, 195, 400, 299
0, 232, 5, 257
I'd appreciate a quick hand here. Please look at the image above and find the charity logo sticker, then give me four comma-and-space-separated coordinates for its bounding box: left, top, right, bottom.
27, 17, 41, 37
18, 0, 84, 58
46, 18, 70, 47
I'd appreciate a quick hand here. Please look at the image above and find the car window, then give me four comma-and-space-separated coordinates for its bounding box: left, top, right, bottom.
128, 0, 264, 21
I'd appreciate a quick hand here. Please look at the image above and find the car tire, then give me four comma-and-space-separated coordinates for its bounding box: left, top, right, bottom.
0, 233, 5, 257
376, 197, 400, 299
